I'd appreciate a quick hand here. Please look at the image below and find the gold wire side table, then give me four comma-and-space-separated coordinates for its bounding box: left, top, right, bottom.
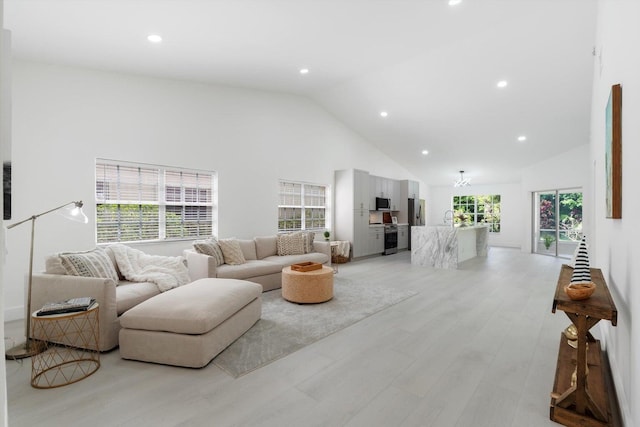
30, 304, 100, 389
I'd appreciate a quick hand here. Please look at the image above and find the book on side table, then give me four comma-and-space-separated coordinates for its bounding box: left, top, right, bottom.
37, 297, 97, 316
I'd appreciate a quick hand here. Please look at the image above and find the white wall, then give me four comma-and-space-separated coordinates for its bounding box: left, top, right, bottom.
3, 60, 418, 321
590, 1, 640, 424
521, 145, 591, 251
426, 182, 523, 248
0, 20, 10, 427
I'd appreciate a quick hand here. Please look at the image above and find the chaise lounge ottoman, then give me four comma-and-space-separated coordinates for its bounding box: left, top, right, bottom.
119, 278, 262, 368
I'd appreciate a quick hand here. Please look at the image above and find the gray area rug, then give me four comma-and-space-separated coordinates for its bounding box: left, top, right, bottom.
213, 277, 417, 377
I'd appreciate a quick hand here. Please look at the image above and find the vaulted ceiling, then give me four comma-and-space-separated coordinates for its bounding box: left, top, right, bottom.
4, 0, 598, 186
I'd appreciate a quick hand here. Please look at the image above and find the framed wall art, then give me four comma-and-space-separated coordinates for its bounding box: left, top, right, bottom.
605, 83, 622, 219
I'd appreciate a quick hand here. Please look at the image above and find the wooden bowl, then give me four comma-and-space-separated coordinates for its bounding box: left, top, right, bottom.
564, 282, 596, 300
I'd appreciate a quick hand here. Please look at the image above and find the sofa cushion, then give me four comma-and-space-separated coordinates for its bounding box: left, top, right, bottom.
59, 248, 120, 283
193, 239, 225, 266
238, 239, 257, 260
45, 255, 67, 275
263, 252, 329, 268
216, 260, 283, 280
255, 235, 278, 259
302, 231, 315, 253
277, 233, 306, 255
218, 238, 246, 265
115, 281, 161, 315
120, 278, 262, 334
103, 245, 126, 280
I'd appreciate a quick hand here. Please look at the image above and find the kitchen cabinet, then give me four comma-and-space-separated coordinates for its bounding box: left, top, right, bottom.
368, 226, 384, 255
335, 169, 370, 259
390, 180, 401, 211
397, 225, 408, 250
370, 176, 401, 211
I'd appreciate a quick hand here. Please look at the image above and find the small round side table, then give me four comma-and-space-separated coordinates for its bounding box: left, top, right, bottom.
281, 266, 334, 304
30, 304, 100, 388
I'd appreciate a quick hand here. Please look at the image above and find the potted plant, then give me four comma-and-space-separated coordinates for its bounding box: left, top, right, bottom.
323, 230, 330, 241
543, 234, 555, 250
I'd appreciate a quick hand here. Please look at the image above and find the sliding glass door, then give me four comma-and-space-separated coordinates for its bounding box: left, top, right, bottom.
533, 189, 582, 258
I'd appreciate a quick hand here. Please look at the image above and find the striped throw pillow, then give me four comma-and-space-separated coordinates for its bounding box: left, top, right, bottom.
59, 248, 119, 283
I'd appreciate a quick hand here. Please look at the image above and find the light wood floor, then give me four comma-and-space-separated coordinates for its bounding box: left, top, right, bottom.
5, 247, 572, 426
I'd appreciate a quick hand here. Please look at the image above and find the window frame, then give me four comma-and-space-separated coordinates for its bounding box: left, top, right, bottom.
452, 193, 501, 232
278, 180, 329, 233
95, 159, 217, 244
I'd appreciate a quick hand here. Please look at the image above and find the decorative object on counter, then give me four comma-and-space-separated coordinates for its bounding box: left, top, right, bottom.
5, 200, 88, 360
564, 236, 595, 300
453, 170, 470, 187
455, 211, 469, 226
565, 282, 596, 301
543, 233, 555, 250
290, 261, 323, 272
562, 324, 579, 349
323, 230, 330, 241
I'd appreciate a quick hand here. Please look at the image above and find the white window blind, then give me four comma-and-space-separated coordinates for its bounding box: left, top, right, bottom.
96, 160, 215, 243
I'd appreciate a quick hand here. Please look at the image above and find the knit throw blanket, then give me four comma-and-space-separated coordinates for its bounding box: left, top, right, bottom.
110, 244, 190, 292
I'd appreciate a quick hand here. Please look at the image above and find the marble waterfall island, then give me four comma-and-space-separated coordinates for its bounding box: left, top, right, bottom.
411, 225, 488, 269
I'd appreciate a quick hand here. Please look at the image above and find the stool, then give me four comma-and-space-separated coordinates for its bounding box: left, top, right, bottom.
119, 278, 262, 368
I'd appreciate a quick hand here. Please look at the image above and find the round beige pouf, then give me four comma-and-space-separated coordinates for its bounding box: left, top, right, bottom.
282, 265, 334, 304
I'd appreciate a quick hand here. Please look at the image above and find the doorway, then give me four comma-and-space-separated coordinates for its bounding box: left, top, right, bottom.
533, 189, 582, 258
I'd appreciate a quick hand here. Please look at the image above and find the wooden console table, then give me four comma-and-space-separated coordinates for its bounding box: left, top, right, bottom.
551, 265, 617, 426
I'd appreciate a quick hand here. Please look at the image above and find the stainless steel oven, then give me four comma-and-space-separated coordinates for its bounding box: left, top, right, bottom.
384, 224, 398, 255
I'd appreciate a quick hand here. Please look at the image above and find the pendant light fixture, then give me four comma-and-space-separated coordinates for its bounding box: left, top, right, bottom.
454, 170, 471, 187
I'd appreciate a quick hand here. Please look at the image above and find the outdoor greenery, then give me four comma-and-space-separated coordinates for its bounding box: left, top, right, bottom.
97, 204, 212, 243
453, 194, 501, 232
539, 192, 583, 242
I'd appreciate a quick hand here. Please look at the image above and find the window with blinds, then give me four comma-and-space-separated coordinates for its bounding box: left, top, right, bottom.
278, 180, 327, 232
96, 160, 216, 243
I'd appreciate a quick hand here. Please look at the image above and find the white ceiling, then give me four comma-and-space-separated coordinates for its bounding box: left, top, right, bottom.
3, 0, 598, 186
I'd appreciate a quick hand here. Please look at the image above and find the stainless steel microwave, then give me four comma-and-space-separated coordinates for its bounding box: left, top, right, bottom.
376, 197, 391, 210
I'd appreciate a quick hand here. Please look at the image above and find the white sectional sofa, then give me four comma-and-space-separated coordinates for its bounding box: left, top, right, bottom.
28, 233, 330, 352
30, 246, 168, 351
185, 235, 331, 292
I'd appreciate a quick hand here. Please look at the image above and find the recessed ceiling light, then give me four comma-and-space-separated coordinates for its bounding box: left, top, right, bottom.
147, 34, 162, 43
299, 68, 309, 75
421, 150, 429, 155
517, 135, 527, 142
380, 111, 388, 118
448, 0, 462, 5
497, 80, 508, 88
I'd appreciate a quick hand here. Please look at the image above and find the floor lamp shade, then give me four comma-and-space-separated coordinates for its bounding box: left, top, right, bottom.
5, 200, 88, 360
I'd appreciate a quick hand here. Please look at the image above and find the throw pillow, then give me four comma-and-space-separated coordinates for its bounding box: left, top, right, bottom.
218, 238, 246, 265
193, 239, 225, 266
59, 248, 120, 283
277, 232, 305, 256
302, 231, 315, 254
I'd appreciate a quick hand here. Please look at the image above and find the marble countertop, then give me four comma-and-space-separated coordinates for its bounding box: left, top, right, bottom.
411, 225, 489, 269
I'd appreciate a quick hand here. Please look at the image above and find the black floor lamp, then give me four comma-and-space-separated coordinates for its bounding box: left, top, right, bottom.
5, 200, 88, 360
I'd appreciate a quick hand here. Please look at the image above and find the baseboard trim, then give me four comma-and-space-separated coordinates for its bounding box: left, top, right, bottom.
605, 349, 632, 426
